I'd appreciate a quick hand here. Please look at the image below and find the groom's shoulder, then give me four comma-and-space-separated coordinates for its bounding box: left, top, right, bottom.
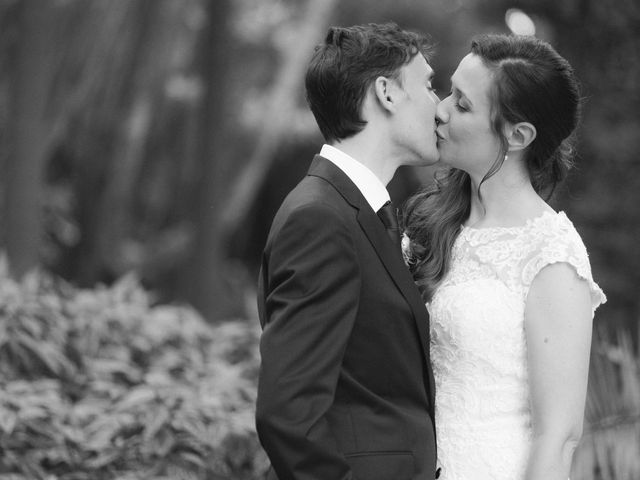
265, 190, 347, 251
269, 175, 349, 234
283, 172, 344, 210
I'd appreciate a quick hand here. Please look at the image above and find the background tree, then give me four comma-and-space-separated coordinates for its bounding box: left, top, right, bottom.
4, 0, 60, 278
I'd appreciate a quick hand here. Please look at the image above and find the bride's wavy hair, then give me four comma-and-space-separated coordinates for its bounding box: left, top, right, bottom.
403, 34, 581, 301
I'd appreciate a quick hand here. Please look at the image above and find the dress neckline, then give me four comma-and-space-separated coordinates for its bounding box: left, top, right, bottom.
460, 210, 563, 234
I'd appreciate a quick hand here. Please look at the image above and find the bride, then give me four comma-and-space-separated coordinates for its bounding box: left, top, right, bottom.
403, 34, 606, 479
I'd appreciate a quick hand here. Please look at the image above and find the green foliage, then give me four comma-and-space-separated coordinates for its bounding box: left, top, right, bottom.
0, 258, 268, 479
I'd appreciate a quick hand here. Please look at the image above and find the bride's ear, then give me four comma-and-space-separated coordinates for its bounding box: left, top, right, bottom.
505, 122, 537, 152
373, 76, 399, 114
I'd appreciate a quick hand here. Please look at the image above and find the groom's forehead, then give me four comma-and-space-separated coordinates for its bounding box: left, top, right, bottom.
404, 54, 434, 80
426, 63, 435, 80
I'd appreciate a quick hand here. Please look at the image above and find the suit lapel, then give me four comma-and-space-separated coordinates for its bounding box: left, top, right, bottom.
307, 156, 433, 361
356, 209, 432, 352
357, 206, 436, 415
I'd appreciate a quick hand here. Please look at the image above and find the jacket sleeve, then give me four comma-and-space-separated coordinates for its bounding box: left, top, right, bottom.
256, 202, 361, 480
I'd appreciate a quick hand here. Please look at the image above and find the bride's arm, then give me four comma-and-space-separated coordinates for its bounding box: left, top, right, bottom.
524, 262, 593, 480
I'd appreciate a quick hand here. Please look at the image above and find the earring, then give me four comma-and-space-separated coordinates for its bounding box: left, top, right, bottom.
504, 153, 508, 162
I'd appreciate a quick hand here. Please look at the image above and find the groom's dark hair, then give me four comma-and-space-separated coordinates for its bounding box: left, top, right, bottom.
305, 22, 433, 143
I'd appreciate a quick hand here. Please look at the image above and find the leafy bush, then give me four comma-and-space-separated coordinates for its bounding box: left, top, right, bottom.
0, 258, 268, 479
3, 256, 636, 480
573, 326, 640, 480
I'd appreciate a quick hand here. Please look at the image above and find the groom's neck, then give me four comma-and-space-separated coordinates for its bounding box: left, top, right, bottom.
332, 132, 397, 186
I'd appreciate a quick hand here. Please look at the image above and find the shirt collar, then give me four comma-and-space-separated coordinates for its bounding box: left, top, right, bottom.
320, 144, 390, 212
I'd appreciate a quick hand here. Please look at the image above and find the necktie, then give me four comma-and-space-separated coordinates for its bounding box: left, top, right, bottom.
377, 201, 401, 247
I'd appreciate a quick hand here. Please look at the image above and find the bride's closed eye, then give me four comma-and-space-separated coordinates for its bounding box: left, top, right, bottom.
455, 101, 469, 112
448, 89, 469, 112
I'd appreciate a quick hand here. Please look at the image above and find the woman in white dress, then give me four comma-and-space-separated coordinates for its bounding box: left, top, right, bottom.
402, 34, 606, 480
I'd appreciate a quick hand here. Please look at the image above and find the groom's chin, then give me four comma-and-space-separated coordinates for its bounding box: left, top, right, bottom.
424, 152, 440, 166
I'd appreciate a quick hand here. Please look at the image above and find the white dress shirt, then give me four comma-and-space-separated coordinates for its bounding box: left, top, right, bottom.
319, 144, 390, 213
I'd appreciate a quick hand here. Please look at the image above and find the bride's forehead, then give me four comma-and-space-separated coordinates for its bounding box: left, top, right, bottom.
453, 54, 490, 81
452, 54, 494, 98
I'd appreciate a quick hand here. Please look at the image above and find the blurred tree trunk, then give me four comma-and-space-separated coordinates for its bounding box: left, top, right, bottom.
76, 0, 158, 285
182, 0, 340, 321
92, 0, 160, 279
5, 0, 58, 278
178, 0, 237, 321
55, 0, 166, 285
220, 0, 339, 239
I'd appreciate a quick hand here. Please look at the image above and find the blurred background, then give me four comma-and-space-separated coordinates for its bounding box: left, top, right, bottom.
0, 0, 638, 478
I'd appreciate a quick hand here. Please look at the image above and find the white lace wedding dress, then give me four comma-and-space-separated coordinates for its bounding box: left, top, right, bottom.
427, 211, 606, 480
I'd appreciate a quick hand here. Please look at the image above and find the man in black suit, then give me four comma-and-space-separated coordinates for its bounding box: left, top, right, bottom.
256, 22, 441, 480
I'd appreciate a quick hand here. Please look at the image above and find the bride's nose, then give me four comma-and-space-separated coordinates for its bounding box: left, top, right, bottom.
436, 100, 449, 124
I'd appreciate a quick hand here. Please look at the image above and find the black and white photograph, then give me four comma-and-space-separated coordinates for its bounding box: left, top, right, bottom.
0, 0, 637, 479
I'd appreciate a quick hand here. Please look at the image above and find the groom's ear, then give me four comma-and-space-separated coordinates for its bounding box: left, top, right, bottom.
505, 121, 537, 152
373, 76, 399, 114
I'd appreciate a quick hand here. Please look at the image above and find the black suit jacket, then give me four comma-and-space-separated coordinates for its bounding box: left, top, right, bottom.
256, 156, 437, 480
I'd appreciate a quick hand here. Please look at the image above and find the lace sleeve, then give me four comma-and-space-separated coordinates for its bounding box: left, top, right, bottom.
521, 214, 606, 315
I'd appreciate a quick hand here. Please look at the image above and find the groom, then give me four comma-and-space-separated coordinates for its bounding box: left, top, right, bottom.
256, 23, 440, 480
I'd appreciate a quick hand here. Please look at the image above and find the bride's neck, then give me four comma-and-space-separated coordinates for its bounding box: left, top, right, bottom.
466, 168, 550, 228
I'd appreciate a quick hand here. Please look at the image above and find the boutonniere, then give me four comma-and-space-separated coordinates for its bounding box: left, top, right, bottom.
401, 232, 412, 267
